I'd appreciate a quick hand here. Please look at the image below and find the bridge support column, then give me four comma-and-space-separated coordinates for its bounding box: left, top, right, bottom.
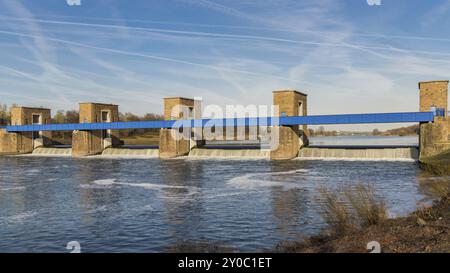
159, 97, 202, 158
0, 107, 51, 155
72, 103, 120, 156
270, 90, 308, 160
418, 81, 450, 159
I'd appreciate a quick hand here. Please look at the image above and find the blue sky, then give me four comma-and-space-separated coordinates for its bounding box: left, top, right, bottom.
1, 0, 450, 130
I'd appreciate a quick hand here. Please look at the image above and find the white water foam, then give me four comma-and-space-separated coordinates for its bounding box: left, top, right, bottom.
83, 205, 108, 214
0, 211, 37, 225
0, 186, 26, 192
25, 169, 41, 174
203, 191, 255, 199
93, 179, 117, 186
91, 179, 198, 196
227, 169, 309, 191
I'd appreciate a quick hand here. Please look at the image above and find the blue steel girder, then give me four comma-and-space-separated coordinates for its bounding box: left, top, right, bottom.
5, 111, 434, 132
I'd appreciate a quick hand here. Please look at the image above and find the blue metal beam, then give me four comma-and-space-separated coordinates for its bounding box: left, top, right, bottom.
280, 112, 434, 125
4, 111, 434, 132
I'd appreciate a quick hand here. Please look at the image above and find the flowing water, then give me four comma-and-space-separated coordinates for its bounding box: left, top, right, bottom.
0, 136, 446, 252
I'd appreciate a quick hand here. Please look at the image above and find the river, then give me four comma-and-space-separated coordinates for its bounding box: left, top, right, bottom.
0, 136, 445, 252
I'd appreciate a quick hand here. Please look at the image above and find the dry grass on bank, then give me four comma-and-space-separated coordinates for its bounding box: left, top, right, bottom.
318, 184, 387, 235
277, 182, 450, 253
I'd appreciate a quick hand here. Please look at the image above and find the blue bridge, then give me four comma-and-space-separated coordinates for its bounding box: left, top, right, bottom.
4, 111, 435, 132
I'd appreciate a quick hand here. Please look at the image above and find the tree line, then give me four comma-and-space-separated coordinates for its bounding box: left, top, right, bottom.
309, 125, 419, 137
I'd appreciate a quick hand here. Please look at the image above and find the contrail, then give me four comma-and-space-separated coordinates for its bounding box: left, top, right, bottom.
6, 13, 450, 43
0, 29, 304, 83
2, 16, 450, 58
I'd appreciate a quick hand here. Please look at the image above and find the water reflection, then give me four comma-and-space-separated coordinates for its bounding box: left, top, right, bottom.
160, 160, 205, 244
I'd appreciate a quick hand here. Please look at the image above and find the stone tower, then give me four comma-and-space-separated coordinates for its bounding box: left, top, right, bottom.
72, 103, 120, 156
159, 97, 192, 158
270, 90, 308, 160
0, 106, 51, 154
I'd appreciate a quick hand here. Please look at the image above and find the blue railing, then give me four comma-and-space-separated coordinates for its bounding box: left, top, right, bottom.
4, 111, 435, 132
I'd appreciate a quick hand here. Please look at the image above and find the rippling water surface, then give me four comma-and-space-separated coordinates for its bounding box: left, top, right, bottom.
0, 153, 444, 252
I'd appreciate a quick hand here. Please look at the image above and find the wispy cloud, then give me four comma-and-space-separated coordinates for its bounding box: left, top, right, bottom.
420, 0, 450, 27
0, 0, 449, 130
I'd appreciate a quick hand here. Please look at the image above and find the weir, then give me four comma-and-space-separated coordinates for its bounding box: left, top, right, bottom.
189, 148, 270, 158
1, 80, 449, 162
32, 147, 72, 156
298, 147, 419, 161
101, 147, 159, 158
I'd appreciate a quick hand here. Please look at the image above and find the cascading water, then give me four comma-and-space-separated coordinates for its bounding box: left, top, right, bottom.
101, 148, 159, 158
298, 147, 418, 161
31, 147, 71, 156
188, 148, 270, 158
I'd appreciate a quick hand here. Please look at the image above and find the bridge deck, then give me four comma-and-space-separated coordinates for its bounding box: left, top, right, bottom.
4, 112, 434, 132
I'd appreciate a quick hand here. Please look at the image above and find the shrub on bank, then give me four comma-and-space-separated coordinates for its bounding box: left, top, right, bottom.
318, 184, 387, 235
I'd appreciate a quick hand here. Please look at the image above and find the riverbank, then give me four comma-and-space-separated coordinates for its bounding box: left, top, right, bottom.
276, 192, 449, 253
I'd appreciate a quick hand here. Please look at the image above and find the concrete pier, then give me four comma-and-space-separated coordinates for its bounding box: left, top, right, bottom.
72, 103, 120, 156
159, 97, 195, 158
0, 107, 51, 155
270, 90, 308, 160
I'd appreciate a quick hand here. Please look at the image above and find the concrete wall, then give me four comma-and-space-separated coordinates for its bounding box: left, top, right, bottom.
0, 129, 19, 154
72, 130, 104, 156
159, 128, 191, 158
0, 130, 34, 154
419, 117, 450, 158
72, 103, 120, 156
270, 90, 308, 160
